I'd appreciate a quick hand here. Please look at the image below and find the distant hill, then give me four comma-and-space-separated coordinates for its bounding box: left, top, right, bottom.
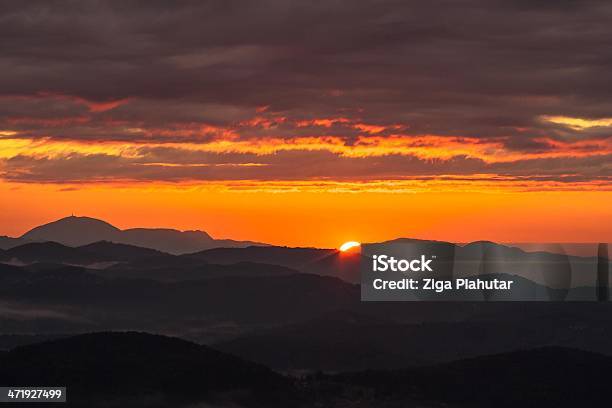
185, 238, 604, 286
186, 246, 336, 267
2, 242, 106, 264
22, 216, 120, 246
0, 332, 293, 407
0, 262, 360, 331
0, 236, 28, 250
186, 246, 362, 282
1, 241, 168, 265
17, 216, 265, 254
511, 242, 610, 258
104, 260, 299, 282
77, 241, 166, 262
4, 258, 612, 351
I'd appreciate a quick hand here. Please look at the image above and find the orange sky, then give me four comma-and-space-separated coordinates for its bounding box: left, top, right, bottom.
1, 112, 611, 247
1, 181, 610, 248
2, 2, 612, 248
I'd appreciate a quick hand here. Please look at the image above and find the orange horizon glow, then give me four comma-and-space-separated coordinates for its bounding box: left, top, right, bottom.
1, 181, 610, 248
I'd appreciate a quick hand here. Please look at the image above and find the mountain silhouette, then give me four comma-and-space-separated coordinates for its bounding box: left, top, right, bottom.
0, 236, 27, 250
78, 241, 166, 262
22, 216, 121, 246
0, 261, 360, 330
1, 241, 168, 265
2, 242, 107, 264
104, 260, 299, 282
0, 332, 293, 407
4, 256, 612, 361
186, 246, 363, 281
187, 246, 335, 267
17, 215, 265, 254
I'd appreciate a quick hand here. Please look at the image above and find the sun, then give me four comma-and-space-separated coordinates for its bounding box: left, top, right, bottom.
339, 241, 361, 252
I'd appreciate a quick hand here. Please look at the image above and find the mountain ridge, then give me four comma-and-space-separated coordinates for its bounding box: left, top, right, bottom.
15, 216, 265, 254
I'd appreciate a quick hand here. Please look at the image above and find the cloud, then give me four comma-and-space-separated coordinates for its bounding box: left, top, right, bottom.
541, 115, 612, 131
2, 145, 609, 189
0, 0, 611, 187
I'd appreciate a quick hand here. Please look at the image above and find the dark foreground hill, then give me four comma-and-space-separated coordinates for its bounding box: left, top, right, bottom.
2, 334, 610, 408
0, 332, 293, 408
214, 306, 612, 372
323, 347, 612, 407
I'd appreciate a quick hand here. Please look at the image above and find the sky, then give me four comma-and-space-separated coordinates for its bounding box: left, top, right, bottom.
0, 0, 611, 247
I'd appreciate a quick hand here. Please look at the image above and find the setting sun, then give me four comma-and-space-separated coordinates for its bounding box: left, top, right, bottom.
339, 241, 361, 252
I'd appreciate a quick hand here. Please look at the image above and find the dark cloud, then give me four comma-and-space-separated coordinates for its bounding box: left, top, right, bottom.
2, 147, 609, 185
1, 0, 611, 184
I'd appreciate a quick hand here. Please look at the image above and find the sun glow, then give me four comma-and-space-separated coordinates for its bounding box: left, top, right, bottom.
339, 241, 361, 252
